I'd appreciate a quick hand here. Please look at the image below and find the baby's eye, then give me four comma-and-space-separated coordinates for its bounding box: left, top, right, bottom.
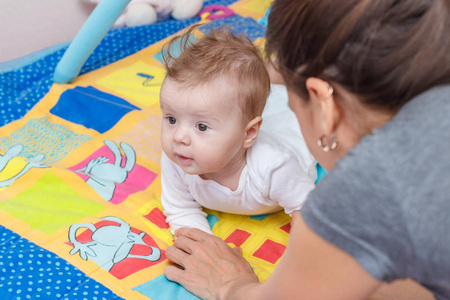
168, 117, 177, 124
197, 123, 208, 131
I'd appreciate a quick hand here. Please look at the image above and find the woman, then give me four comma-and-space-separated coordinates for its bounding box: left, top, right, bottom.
164, 0, 450, 299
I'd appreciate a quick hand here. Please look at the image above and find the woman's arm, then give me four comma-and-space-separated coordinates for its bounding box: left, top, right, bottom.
368, 279, 435, 300
165, 211, 382, 300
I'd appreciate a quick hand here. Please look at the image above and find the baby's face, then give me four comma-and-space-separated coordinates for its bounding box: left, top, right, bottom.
160, 78, 247, 176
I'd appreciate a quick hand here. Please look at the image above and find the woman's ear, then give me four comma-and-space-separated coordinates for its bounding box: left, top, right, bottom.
305, 77, 339, 135
243, 116, 262, 148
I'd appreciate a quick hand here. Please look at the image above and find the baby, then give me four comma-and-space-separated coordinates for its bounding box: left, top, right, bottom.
159, 25, 316, 235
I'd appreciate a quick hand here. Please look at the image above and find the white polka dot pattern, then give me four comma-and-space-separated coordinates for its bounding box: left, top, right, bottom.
0, 226, 123, 299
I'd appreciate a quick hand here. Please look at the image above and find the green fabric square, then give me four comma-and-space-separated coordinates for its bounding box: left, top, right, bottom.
0, 172, 104, 235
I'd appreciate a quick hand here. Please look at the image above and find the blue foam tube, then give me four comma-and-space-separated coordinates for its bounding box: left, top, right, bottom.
53, 0, 132, 84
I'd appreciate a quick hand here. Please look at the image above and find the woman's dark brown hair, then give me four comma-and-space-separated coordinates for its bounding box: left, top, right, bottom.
266, 0, 450, 112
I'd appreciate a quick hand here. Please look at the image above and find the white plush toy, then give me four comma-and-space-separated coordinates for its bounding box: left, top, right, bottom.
84, 0, 204, 27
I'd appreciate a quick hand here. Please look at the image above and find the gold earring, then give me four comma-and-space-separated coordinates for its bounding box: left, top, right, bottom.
317, 134, 338, 152
326, 84, 334, 98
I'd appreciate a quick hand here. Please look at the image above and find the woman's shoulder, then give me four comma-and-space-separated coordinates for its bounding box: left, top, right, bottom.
302, 85, 450, 288
352, 85, 450, 176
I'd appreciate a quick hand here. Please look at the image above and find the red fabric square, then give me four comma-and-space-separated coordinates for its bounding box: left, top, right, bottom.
280, 223, 291, 234
225, 229, 251, 247
253, 239, 286, 264
144, 207, 170, 229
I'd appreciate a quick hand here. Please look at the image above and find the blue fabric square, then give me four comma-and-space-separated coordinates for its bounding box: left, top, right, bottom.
50, 86, 140, 133
207, 214, 220, 229
250, 214, 268, 221
315, 164, 327, 184
134, 274, 200, 300
0, 117, 91, 163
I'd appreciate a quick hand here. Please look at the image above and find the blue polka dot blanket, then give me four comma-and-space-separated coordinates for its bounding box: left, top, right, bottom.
0, 1, 308, 299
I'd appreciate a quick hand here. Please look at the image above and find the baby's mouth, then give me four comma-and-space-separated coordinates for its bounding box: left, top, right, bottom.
176, 154, 193, 166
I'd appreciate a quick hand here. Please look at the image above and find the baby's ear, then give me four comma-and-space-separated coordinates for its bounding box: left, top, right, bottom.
243, 116, 262, 148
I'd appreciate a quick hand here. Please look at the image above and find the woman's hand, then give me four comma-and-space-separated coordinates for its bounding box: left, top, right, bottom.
165, 228, 259, 300
165, 213, 383, 300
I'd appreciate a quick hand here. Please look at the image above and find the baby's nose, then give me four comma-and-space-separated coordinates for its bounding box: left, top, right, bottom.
173, 127, 190, 145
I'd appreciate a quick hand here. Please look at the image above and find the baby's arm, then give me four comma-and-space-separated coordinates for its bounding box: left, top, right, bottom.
160, 153, 213, 235
267, 154, 316, 215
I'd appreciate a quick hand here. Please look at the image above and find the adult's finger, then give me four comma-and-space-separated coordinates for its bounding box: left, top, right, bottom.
165, 245, 188, 269
233, 246, 243, 255
165, 232, 259, 300
171, 235, 199, 255
174, 227, 212, 242
165, 264, 185, 283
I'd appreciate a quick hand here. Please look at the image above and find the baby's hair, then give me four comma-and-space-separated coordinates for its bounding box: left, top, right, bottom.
162, 24, 270, 123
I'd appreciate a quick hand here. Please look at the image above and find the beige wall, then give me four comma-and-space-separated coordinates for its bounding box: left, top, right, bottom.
0, 0, 96, 62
